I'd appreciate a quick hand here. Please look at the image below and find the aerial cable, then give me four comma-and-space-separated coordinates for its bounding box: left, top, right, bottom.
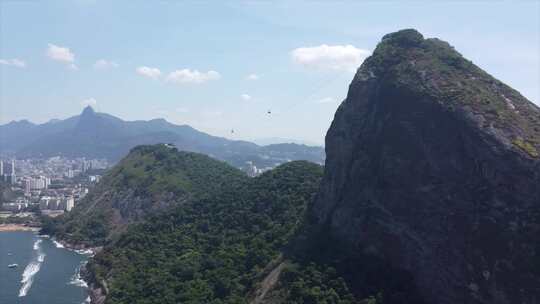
268, 72, 350, 118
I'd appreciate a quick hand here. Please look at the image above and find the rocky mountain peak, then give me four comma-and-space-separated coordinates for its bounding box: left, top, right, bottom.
81, 105, 96, 116
314, 30, 540, 304
352, 29, 540, 159
75, 105, 103, 133
381, 28, 424, 47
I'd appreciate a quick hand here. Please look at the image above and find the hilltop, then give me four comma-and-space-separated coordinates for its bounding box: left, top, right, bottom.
43, 143, 323, 303
42, 144, 247, 245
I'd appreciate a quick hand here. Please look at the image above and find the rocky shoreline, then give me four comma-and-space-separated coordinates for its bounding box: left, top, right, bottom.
81, 265, 108, 304
49, 237, 104, 304
51, 237, 100, 255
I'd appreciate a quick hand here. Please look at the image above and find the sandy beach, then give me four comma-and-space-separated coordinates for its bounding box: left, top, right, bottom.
0, 224, 40, 232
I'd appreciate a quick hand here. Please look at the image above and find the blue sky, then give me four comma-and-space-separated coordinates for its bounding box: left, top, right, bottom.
1, 1, 539, 145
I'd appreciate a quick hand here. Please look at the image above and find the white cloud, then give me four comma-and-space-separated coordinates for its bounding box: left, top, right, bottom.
245, 73, 260, 80
46, 43, 75, 63
81, 98, 97, 106
291, 44, 370, 72
68, 63, 79, 71
316, 97, 338, 104
240, 94, 252, 101
166, 69, 221, 84
0, 58, 26, 68
94, 59, 119, 69
136, 66, 161, 79
175, 107, 189, 113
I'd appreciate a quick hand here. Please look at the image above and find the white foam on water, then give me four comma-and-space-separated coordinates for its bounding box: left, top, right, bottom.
69, 261, 89, 288
74, 249, 94, 256
19, 239, 46, 297
52, 239, 65, 248
51, 237, 94, 256
33, 239, 42, 250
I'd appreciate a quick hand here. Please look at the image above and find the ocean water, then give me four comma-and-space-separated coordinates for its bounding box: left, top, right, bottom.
0, 231, 90, 304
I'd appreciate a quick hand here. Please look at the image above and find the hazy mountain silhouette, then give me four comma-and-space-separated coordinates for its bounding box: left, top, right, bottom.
0, 106, 324, 169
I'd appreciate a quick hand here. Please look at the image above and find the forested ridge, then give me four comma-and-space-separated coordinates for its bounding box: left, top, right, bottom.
85, 157, 324, 303
42, 145, 247, 246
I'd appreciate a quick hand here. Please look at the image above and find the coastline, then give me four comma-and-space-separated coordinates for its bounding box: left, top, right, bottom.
51, 237, 104, 304
51, 237, 101, 255
2, 217, 103, 302
0, 224, 40, 232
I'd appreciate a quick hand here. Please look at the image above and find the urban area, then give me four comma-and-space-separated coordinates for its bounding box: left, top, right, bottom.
0, 157, 109, 225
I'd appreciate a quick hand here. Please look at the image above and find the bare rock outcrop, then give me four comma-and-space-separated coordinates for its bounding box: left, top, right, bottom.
313, 29, 540, 304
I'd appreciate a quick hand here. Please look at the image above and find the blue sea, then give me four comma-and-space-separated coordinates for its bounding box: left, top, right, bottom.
0, 231, 89, 304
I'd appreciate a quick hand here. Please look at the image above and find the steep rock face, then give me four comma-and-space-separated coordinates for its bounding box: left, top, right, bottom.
313, 29, 540, 304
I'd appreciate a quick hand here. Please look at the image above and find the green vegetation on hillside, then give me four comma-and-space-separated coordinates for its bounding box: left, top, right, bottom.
42, 145, 247, 246
277, 262, 359, 304
513, 138, 539, 158
85, 160, 323, 304
364, 29, 540, 156
106, 145, 247, 198
43, 144, 424, 304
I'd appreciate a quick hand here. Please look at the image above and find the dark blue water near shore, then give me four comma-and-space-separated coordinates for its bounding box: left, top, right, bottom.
0, 231, 89, 304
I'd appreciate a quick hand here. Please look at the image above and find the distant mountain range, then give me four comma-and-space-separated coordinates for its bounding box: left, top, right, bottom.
250, 137, 323, 147
0, 106, 325, 170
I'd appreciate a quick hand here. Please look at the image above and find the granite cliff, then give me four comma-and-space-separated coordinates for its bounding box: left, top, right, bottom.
312, 29, 540, 304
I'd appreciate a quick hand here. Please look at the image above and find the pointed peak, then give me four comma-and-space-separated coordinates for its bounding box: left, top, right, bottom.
81, 105, 96, 116
77, 105, 101, 130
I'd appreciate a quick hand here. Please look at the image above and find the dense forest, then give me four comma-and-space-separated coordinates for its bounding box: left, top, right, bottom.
85, 156, 325, 303
42, 145, 247, 246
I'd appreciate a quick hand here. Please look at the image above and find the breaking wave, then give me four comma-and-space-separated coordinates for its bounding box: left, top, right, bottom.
19, 239, 46, 297
52, 237, 94, 256
74, 248, 94, 256
33, 239, 42, 250
52, 239, 65, 248
69, 261, 88, 288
